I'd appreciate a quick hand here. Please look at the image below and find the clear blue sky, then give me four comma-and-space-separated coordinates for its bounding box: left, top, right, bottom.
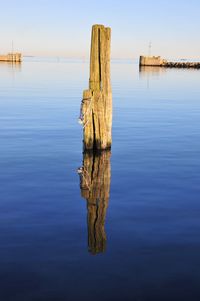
0, 0, 200, 59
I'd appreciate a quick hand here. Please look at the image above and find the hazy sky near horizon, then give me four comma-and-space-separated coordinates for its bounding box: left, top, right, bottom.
0, 0, 200, 59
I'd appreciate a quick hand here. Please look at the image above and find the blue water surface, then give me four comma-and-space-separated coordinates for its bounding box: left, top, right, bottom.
0, 58, 200, 301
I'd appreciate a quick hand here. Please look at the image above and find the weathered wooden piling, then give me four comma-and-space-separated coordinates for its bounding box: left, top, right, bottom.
78, 151, 111, 254
80, 25, 112, 150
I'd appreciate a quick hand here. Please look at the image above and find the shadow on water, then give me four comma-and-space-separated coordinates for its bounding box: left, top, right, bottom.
0, 61, 22, 69
139, 66, 167, 89
139, 65, 166, 77
78, 150, 111, 255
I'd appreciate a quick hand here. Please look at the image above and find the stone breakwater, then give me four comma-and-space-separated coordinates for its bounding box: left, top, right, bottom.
139, 56, 200, 69
164, 62, 200, 69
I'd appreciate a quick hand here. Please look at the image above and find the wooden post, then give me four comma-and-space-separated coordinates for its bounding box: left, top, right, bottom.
78, 151, 111, 254
80, 24, 112, 150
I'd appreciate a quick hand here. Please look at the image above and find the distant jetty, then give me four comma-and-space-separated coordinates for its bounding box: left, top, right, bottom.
0, 53, 22, 62
139, 56, 200, 69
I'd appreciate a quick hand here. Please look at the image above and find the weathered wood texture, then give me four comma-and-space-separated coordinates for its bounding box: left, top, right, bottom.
81, 25, 112, 150
78, 151, 111, 254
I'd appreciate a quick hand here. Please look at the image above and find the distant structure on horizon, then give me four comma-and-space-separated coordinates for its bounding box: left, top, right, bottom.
140, 56, 166, 66
139, 55, 200, 69
0, 53, 22, 62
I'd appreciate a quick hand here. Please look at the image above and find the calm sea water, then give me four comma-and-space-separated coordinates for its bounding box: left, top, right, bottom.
0, 58, 200, 301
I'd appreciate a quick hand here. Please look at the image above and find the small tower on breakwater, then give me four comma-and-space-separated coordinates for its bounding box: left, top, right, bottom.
0, 53, 22, 62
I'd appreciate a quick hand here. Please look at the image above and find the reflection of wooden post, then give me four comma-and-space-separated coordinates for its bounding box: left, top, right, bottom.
80, 25, 112, 150
78, 151, 111, 254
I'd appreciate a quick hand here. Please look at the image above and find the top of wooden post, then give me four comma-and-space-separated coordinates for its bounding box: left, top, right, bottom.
92, 24, 110, 28
89, 24, 111, 92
